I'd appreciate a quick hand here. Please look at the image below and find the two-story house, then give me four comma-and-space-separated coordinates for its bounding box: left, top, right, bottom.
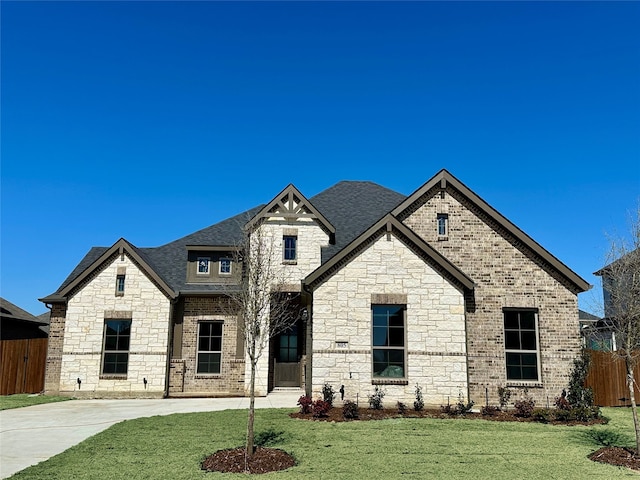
40, 170, 590, 406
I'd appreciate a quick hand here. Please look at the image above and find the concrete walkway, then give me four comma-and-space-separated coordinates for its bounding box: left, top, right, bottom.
0, 392, 300, 479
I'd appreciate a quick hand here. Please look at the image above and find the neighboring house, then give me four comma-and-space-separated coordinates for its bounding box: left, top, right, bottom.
0, 298, 49, 395
40, 170, 590, 406
579, 310, 612, 351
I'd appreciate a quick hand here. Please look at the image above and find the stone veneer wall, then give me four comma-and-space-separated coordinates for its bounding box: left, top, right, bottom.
248, 220, 330, 396
401, 187, 581, 406
177, 296, 245, 396
312, 233, 467, 405
51, 253, 171, 398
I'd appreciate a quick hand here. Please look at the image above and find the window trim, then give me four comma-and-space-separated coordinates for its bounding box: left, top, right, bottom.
283, 235, 297, 263
503, 308, 541, 383
115, 274, 125, 296
196, 320, 223, 375
371, 304, 407, 381
197, 256, 211, 275
437, 213, 448, 238
101, 319, 132, 377
219, 258, 232, 275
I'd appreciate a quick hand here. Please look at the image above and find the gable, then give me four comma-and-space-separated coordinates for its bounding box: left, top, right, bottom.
392, 169, 590, 293
304, 215, 474, 292
40, 238, 176, 303
245, 184, 335, 237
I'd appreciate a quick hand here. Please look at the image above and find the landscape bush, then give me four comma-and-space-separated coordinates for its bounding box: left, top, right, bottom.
297, 395, 312, 414
368, 386, 385, 410
342, 400, 359, 419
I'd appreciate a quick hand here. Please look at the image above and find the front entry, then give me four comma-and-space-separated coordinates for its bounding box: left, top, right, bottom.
273, 325, 301, 387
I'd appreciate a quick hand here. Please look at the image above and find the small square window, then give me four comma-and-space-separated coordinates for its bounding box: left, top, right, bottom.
197, 257, 210, 275
115, 275, 125, 296
283, 236, 297, 261
219, 258, 232, 275
437, 214, 448, 237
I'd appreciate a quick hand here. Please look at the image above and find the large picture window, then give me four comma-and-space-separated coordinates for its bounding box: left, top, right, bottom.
504, 309, 540, 381
372, 305, 405, 378
102, 319, 131, 375
197, 321, 223, 374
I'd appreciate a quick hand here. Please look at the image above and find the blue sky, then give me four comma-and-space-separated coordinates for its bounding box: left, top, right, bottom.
1, 1, 638, 315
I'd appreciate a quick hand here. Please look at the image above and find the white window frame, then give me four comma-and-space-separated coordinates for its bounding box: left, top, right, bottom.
219, 258, 232, 275
197, 256, 210, 275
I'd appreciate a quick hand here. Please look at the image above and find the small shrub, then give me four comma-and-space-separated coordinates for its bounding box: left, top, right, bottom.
312, 399, 331, 418
454, 392, 474, 415
572, 406, 600, 422
440, 403, 453, 414
397, 401, 407, 415
481, 405, 500, 416
532, 408, 552, 423
554, 389, 571, 410
498, 386, 512, 411
414, 384, 424, 412
514, 391, 535, 418
567, 350, 594, 408
368, 386, 385, 410
554, 408, 573, 422
343, 400, 359, 419
297, 395, 312, 414
322, 383, 336, 407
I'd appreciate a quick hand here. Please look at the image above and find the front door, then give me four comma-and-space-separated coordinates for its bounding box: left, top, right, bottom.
273, 325, 301, 387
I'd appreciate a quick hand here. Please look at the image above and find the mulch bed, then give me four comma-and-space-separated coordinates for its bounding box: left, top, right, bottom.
290, 406, 608, 426
201, 407, 632, 474
589, 447, 640, 471
201, 446, 296, 474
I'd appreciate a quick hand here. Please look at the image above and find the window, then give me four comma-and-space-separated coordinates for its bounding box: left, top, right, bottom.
437, 214, 448, 237
197, 322, 223, 374
102, 320, 131, 375
372, 305, 405, 378
115, 275, 125, 296
197, 257, 210, 275
278, 326, 298, 362
219, 258, 232, 275
283, 236, 297, 261
504, 309, 540, 381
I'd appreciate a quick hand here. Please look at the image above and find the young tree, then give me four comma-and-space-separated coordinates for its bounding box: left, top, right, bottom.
225, 225, 298, 469
596, 205, 640, 453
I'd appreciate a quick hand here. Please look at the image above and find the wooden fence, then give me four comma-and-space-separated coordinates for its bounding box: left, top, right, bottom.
585, 349, 640, 407
0, 338, 48, 395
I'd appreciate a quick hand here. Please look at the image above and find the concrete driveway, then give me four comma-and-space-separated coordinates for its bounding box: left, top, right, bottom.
0, 391, 300, 479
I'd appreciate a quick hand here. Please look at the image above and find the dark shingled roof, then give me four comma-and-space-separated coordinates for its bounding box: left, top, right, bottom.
1, 297, 47, 325
47, 182, 405, 298
309, 181, 406, 263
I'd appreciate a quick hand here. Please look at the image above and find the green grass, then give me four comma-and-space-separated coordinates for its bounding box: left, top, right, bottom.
8, 408, 640, 479
0, 394, 71, 411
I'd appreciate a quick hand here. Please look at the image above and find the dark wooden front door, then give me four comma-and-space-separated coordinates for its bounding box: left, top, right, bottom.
273, 326, 301, 387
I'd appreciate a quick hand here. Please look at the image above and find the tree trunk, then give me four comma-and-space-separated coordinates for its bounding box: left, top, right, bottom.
245, 353, 256, 470
625, 353, 640, 455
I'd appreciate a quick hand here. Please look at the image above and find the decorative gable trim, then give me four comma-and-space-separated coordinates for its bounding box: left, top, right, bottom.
304, 214, 475, 291
40, 238, 176, 303
392, 169, 591, 293
245, 184, 336, 237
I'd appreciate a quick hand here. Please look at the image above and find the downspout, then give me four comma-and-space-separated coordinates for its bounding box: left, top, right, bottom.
163, 296, 178, 399
302, 282, 313, 397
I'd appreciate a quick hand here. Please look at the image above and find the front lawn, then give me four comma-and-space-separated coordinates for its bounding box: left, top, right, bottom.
0, 394, 71, 411
8, 407, 639, 479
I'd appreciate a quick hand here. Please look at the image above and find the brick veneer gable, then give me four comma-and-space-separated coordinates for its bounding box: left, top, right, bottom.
401, 187, 581, 405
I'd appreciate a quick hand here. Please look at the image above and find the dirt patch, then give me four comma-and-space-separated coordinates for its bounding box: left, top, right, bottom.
201, 446, 296, 474
589, 447, 640, 471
